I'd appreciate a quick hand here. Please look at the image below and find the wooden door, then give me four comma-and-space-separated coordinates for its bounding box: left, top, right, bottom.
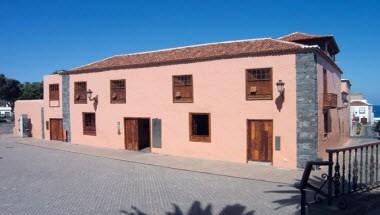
124, 118, 139, 150
247, 120, 273, 162
50, 119, 64, 141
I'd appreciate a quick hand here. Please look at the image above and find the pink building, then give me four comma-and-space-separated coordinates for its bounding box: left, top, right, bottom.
14, 32, 351, 169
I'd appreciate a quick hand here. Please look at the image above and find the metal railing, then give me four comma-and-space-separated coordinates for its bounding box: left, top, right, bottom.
297, 141, 380, 214
327, 141, 380, 203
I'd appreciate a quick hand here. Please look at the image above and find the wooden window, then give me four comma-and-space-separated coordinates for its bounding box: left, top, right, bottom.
173, 75, 193, 103
83, 112, 96, 136
110, 79, 126, 103
323, 109, 331, 136
74, 82, 87, 104
49, 84, 59, 101
246, 68, 273, 100
189, 113, 210, 142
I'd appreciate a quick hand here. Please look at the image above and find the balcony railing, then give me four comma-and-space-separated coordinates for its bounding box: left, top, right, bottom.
323, 93, 337, 109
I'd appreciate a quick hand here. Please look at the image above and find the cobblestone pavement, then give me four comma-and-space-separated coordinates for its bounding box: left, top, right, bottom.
0, 124, 300, 215
0, 121, 13, 135
1, 122, 302, 185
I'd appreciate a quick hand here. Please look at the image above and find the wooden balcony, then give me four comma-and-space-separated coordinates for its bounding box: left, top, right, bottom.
323, 93, 337, 109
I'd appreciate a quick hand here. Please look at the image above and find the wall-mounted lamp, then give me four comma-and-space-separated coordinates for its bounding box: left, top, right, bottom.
276, 80, 285, 95
275, 80, 285, 112
87, 89, 98, 111
86, 89, 97, 101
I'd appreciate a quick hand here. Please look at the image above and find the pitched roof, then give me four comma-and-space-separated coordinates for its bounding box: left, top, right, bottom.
278, 32, 339, 55
351, 101, 369, 106
65, 38, 315, 74
278, 32, 333, 41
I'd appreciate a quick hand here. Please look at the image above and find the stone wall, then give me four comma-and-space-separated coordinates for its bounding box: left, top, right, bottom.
62, 74, 71, 142
296, 53, 318, 168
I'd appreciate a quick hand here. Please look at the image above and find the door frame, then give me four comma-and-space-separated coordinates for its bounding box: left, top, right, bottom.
49, 118, 64, 141
246, 119, 274, 163
124, 117, 151, 151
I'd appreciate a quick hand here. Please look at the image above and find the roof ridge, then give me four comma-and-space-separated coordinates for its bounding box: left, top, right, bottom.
110, 37, 274, 57
70, 37, 279, 71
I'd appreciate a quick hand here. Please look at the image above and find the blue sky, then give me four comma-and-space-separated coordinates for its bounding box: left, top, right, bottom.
1, 0, 379, 103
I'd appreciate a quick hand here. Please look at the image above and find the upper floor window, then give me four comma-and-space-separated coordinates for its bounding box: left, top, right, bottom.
83, 112, 96, 136
246, 68, 273, 100
110, 79, 126, 103
74, 82, 87, 104
49, 84, 59, 101
189, 113, 210, 142
173, 75, 193, 103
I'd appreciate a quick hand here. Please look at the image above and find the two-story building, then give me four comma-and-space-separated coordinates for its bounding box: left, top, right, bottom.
14, 32, 351, 169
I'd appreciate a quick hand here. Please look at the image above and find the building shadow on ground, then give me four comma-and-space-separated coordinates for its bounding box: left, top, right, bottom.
264, 174, 340, 215
119, 201, 255, 215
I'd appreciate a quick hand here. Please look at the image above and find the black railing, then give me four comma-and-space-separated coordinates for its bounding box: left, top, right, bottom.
295, 161, 332, 215
327, 141, 380, 203
297, 141, 380, 215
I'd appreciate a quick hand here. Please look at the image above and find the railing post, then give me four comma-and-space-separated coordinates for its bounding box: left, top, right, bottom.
300, 189, 306, 215
328, 152, 333, 206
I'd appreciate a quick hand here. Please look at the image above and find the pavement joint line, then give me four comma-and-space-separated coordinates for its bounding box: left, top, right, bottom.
11, 140, 290, 185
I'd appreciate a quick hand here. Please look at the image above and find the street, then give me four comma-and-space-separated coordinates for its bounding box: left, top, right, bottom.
0, 122, 299, 215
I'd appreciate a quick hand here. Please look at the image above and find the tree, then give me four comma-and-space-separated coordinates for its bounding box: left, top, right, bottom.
0, 74, 21, 111
19, 82, 43, 100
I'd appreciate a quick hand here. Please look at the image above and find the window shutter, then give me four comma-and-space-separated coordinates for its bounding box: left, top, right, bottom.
246, 68, 273, 100
110, 80, 126, 103
173, 75, 193, 102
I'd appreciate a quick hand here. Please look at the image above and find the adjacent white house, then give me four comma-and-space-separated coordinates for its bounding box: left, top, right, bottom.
0, 101, 12, 118
350, 93, 374, 126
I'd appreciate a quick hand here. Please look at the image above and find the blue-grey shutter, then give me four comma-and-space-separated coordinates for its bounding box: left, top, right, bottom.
152, 118, 162, 148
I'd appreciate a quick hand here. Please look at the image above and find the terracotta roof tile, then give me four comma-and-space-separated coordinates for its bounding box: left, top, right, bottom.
351, 101, 369, 106
67, 38, 313, 73
278, 32, 333, 42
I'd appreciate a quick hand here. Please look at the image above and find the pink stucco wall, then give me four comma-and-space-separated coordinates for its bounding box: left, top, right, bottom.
63, 55, 298, 169
39, 52, 350, 169
43, 74, 63, 140
316, 55, 350, 159
14, 100, 44, 139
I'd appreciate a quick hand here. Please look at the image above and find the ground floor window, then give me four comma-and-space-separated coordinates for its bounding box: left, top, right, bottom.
83, 112, 96, 136
189, 113, 210, 142
323, 109, 331, 136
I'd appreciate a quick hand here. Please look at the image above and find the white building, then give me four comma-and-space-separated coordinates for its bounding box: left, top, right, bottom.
350, 93, 374, 125
0, 100, 12, 118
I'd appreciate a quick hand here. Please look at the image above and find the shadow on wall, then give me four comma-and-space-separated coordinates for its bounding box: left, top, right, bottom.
119, 201, 255, 215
